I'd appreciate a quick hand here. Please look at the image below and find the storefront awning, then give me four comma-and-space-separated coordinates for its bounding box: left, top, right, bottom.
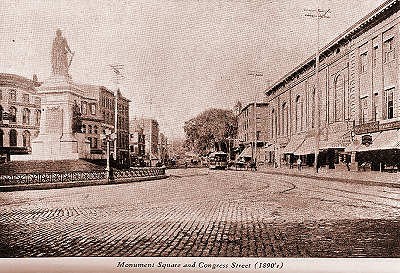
320, 134, 349, 150
282, 135, 305, 154
238, 146, 253, 158
294, 137, 316, 155
359, 129, 400, 152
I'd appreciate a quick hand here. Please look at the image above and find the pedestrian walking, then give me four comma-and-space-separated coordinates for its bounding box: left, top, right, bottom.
297, 157, 302, 171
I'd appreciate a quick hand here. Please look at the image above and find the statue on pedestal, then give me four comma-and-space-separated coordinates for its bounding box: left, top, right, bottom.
51, 29, 74, 78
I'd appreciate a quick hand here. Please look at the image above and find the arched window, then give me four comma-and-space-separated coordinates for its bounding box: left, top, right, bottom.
271, 109, 275, 139
9, 106, 17, 123
295, 95, 302, 132
35, 109, 41, 125
0, 129, 3, 147
282, 103, 288, 136
311, 88, 315, 128
22, 108, 30, 124
9, 129, 17, 147
334, 75, 345, 122
22, 130, 31, 148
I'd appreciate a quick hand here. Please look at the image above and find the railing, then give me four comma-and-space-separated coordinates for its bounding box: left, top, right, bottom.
0, 170, 107, 185
0, 167, 166, 186
113, 167, 166, 180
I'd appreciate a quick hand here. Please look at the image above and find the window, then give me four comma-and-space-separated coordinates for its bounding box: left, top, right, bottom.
9, 107, 17, 123
94, 125, 98, 134
0, 105, 3, 122
9, 129, 17, 147
88, 137, 92, 148
93, 137, 98, 149
256, 131, 261, 141
34, 97, 41, 106
88, 125, 92, 134
81, 102, 88, 115
385, 88, 394, 119
296, 96, 302, 132
360, 52, 368, 73
9, 89, 16, 102
35, 109, 41, 125
360, 97, 368, 124
90, 104, 96, 115
372, 45, 378, 68
372, 93, 378, 121
81, 124, 86, 133
0, 89, 2, 100
311, 88, 315, 128
22, 108, 30, 124
282, 103, 288, 136
22, 130, 31, 148
384, 37, 395, 63
334, 75, 344, 122
22, 94, 29, 104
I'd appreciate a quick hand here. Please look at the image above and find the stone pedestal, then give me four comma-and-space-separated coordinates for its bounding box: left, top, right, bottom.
29, 75, 90, 160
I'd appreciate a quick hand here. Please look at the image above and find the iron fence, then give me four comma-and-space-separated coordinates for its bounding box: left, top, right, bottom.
0, 167, 166, 186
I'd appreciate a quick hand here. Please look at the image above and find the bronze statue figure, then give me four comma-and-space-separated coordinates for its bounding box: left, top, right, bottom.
51, 29, 73, 77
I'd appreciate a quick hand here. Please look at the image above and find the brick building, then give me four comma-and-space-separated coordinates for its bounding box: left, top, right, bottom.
0, 73, 42, 161
236, 102, 269, 163
264, 0, 400, 171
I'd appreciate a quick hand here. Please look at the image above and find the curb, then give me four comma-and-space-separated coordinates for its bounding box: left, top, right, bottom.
257, 169, 400, 189
0, 175, 169, 192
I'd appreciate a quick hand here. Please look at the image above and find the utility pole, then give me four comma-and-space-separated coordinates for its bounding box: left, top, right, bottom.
109, 64, 124, 163
304, 3, 330, 173
248, 71, 263, 165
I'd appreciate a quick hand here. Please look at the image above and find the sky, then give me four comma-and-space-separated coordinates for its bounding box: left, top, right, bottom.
0, 0, 387, 140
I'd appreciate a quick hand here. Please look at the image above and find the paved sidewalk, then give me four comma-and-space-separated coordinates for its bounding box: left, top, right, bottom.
257, 165, 400, 188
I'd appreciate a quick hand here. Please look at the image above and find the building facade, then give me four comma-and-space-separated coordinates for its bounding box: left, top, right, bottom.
80, 85, 130, 167
130, 117, 159, 166
236, 102, 269, 162
0, 73, 42, 161
264, 0, 400, 171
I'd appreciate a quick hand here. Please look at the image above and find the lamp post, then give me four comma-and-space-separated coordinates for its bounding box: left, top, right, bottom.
102, 128, 116, 181
248, 71, 263, 165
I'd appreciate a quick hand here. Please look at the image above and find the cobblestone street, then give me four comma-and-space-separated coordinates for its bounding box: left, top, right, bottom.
1, 168, 399, 257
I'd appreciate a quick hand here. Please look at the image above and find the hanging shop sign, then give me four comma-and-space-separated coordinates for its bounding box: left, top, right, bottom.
361, 134, 373, 146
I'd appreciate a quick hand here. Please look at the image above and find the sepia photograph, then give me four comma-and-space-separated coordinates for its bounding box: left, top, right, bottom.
0, 0, 399, 272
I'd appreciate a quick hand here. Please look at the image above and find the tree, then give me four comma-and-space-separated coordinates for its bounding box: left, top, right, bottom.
184, 108, 237, 155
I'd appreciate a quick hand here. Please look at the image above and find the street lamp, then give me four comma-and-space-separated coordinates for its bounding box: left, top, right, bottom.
101, 128, 116, 180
